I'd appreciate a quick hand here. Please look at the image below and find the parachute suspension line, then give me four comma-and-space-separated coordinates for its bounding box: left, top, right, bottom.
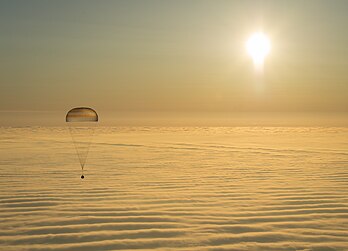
68, 123, 96, 179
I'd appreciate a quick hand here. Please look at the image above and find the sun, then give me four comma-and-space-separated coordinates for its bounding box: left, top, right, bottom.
246, 32, 271, 67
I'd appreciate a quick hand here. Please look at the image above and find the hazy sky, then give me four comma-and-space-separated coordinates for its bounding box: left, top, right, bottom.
1, 0, 348, 116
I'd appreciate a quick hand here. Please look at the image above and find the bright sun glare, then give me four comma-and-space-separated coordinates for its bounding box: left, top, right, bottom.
246, 32, 271, 67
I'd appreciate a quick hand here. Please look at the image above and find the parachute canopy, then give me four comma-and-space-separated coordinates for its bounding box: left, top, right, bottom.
66, 107, 98, 122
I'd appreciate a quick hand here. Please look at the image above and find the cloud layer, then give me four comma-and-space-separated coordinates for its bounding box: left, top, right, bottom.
0, 127, 348, 250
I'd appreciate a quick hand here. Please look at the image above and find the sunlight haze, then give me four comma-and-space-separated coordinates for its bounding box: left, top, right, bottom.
1, 0, 348, 126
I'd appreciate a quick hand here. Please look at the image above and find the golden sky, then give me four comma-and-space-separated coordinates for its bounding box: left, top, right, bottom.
1, 1, 348, 122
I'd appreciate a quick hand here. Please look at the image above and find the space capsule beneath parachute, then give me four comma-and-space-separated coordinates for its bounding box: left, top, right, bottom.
66, 107, 98, 179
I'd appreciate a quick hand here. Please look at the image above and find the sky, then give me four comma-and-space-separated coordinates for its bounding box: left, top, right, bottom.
1, 0, 348, 125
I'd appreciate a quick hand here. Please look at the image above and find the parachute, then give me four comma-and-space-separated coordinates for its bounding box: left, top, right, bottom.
66, 107, 98, 179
